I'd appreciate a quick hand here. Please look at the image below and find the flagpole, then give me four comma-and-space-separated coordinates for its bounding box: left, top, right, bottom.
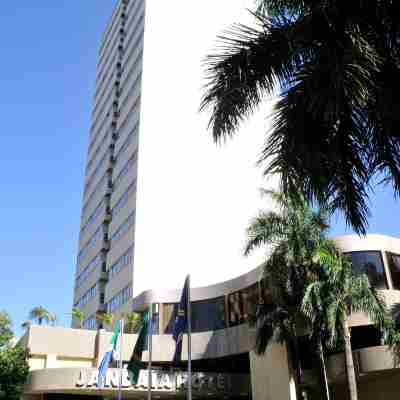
118, 319, 124, 400
148, 304, 153, 400
187, 275, 192, 400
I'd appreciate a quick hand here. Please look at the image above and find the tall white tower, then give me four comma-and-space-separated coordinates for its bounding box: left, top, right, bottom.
133, 0, 274, 295
73, 0, 275, 328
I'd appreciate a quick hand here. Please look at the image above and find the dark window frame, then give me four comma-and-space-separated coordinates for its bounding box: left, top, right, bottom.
386, 252, 400, 290
344, 250, 388, 290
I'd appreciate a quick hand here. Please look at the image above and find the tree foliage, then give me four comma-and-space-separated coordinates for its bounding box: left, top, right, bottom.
98, 312, 114, 330
124, 312, 143, 333
72, 308, 85, 329
246, 190, 329, 354
302, 246, 389, 349
201, 0, 400, 234
0, 312, 13, 349
0, 312, 29, 400
245, 191, 395, 399
28, 306, 56, 326
0, 346, 29, 400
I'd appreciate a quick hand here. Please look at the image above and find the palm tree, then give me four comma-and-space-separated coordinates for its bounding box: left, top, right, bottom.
302, 245, 390, 400
28, 307, 56, 326
21, 321, 31, 331
201, 0, 400, 235
124, 312, 143, 333
100, 312, 114, 330
72, 308, 85, 329
245, 190, 330, 398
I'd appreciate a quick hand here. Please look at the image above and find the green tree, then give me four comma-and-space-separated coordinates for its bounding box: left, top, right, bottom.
100, 312, 114, 330
124, 312, 143, 334
0, 346, 29, 400
72, 308, 85, 329
0, 313, 29, 400
28, 306, 56, 326
201, 0, 400, 235
302, 246, 390, 400
21, 321, 31, 332
245, 190, 330, 398
0, 312, 13, 349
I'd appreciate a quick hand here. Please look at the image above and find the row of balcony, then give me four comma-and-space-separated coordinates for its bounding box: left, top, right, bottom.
76, 0, 131, 324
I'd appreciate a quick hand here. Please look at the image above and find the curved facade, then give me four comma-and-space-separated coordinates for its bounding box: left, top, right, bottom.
24, 234, 400, 400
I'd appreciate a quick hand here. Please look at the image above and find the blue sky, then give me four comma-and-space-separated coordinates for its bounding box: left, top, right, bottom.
0, 1, 117, 337
0, 2, 399, 338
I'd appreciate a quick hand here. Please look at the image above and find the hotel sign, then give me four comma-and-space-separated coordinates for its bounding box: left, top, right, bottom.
76, 369, 250, 394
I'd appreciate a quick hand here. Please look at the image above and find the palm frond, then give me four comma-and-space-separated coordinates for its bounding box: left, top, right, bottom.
244, 211, 287, 255
254, 0, 307, 18
201, 14, 316, 142
350, 275, 388, 328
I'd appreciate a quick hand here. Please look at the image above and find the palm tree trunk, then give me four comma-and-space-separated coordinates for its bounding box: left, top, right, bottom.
318, 339, 330, 400
344, 321, 358, 400
288, 336, 303, 400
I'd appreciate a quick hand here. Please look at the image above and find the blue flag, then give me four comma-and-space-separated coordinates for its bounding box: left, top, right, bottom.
98, 350, 113, 388
98, 322, 121, 388
172, 276, 189, 366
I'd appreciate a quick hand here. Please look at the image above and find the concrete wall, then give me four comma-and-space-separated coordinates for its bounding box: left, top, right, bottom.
25, 326, 97, 360
250, 345, 297, 400
21, 323, 255, 367
331, 371, 400, 400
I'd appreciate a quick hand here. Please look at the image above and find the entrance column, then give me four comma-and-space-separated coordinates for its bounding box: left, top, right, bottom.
250, 343, 297, 400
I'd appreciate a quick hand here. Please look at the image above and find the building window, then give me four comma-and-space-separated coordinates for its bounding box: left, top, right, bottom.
228, 284, 260, 326
77, 227, 103, 266
106, 284, 132, 313
110, 211, 135, 245
151, 305, 160, 335
113, 152, 137, 189
191, 298, 226, 333
163, 297, 226, 334
345, 251, 388, 289
387, 252, 400, 290
109, 246, 133, 279
83, 315, 97, 330
84, 150, 109, 196
112, 180, 136, 217
80, 200, 104, 237
82, 172, 108, 217
115, 122, 139, 160
75, 253, 102, 289
75, 284, 98, 309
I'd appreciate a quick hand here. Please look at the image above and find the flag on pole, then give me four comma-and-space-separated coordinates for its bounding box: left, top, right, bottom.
172, 276, 189, 366
98, 321, 121, 388
127, 311, 150, 385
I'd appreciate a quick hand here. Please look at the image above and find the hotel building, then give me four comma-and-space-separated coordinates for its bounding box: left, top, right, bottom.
73, 0, 144, 329
22, 234, 400, 400
20, 1, 400, 400
72, 0, 269, 330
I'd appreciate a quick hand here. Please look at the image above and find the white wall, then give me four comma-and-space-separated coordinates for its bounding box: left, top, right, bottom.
133, 0, 277, 295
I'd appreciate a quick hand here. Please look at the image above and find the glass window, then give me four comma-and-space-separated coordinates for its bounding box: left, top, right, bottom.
151, 304, 160, 335
163, 297, 226, 334
227, 284, 266, 326
346, 251, 388, 289
228, 291, 244, 326
163, 303, 175, 334
191, 298, 226, 333
105, 284, 132, 313
387, 252, 400, 290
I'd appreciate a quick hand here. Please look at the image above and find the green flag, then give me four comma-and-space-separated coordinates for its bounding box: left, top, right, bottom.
111, 321, 121, 359
127, 311, 149, 385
